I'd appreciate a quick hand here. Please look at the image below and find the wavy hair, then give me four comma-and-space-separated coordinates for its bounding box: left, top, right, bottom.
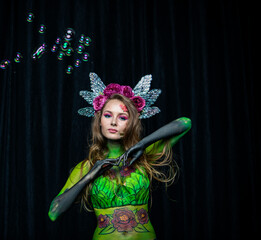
80, 94, 178, 211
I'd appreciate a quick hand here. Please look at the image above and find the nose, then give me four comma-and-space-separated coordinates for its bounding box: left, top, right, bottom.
111, 117, 117, 126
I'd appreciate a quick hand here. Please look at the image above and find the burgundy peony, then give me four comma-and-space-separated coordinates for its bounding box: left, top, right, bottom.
131, 96, 146, 112
111, 208, 138, 232
137, 208, 149, 225
92, 83, 146, 113
93, 95, 108, 111
103, 83, 122, 97
120, 166, 135, 177
121, 86, 134, 98
98, 214, 110, 228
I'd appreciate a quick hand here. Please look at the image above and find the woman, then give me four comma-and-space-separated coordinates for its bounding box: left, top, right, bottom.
48, 73, 191, 240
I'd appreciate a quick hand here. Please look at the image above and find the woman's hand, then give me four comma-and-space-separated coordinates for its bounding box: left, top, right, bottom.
118, 143, 145, 166
93, 157, 123, 171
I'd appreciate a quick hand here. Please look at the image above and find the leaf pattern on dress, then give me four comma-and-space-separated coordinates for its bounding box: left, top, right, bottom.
91, 167, 150, 208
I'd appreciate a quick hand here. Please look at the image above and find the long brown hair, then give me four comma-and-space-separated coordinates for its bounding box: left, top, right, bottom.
80, 94, 178, 211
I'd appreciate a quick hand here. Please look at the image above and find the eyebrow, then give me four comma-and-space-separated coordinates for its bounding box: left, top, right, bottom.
103, 110, 129, 116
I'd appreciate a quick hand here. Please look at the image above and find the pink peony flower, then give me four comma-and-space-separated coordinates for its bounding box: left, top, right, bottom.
103, 83, 122, 97
93, 95, 108, 111
111, 208, 137, 232
98, 214, 110, 228
121, 86, 134, 98
137, 208, 149, 225
131, 96, 146, 112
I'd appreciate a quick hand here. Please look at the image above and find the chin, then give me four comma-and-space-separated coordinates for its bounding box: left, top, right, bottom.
107, 137, 122, 141
106, 134, 123, 141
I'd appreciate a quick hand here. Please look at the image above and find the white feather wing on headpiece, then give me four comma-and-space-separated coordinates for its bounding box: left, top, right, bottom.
90, 72, 106, 98
133, 74, 152, 98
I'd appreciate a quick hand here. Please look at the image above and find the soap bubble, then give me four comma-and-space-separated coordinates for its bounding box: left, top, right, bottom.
66, 65, 73, 74
74, 59, 81, 67
14, 52, 23, 63
84, 37, 92, 46
32, 43, 47, 59
79, 34, 85, 43
39, 24, 46, 34
55, 37, 61, 45
26, 12, 34, 22
57, 51, 65, 60
51, 45, 58, 52
60, 41, 70, 51
82, 52, 89, 61
64, 28, 75, 41
0, 59, 11, 69
76, 44, 84, 54
66, 47, 73, 56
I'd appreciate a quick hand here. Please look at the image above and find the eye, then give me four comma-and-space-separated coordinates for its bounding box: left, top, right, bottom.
119, 115, 128, 121
103, 113, 112, 118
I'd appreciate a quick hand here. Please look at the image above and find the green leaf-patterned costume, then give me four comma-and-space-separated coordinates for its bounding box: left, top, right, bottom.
48, 117, 192, 240
91, 165, 150, 209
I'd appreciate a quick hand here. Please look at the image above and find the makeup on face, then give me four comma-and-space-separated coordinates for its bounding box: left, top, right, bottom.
103, 112, 128, 121
120, 104, 128, 112
100, 99, 129, 140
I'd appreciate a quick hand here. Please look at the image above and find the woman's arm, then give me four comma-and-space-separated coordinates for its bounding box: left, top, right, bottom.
48, 118, 191, 220
121, 117, 192, 165
48, 159, 119, 221
145, 117, 192, 154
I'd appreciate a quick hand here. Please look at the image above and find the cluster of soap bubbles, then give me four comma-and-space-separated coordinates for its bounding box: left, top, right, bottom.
0, 59, 11, 69
0, 52, 23, 69
27, 12, 34, 22
1, 12, 92, 75
49, 28, 92, 74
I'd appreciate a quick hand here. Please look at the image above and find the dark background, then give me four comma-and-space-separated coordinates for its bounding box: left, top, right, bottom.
0, 0, 259, 239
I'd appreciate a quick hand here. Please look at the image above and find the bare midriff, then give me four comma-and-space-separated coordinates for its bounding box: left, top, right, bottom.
92, 204, 156, 240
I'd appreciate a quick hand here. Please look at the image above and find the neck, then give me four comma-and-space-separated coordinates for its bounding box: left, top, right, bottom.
106, 140, 125, 158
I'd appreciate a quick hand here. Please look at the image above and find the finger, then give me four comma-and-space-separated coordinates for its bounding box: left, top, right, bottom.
115, 157, 122, 166
123, 155, 128, 166
102, 163, 110, 168
129, 157, 138, 166
101, 159, 117, 167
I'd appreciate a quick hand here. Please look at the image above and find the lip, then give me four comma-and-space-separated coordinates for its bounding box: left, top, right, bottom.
108, 129, 118, 133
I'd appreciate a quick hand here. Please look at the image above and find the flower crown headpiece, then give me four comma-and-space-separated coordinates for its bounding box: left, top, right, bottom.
78, 72, 161, 119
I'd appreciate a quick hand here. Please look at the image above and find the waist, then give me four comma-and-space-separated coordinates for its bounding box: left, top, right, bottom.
93, 204, 156, 239
94, 204, 149, 217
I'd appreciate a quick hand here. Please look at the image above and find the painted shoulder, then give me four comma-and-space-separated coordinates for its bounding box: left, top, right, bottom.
57, 160, 90, 196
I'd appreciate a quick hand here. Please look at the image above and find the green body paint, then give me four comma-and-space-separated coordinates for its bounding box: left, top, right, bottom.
49, 117, 191, 239
92, 204, 156, 240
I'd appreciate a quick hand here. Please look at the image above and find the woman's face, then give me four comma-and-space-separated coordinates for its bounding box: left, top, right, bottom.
100, 99, 129, 140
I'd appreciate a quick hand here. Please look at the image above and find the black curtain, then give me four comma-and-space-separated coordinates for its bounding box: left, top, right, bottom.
0, 0, 259, 239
